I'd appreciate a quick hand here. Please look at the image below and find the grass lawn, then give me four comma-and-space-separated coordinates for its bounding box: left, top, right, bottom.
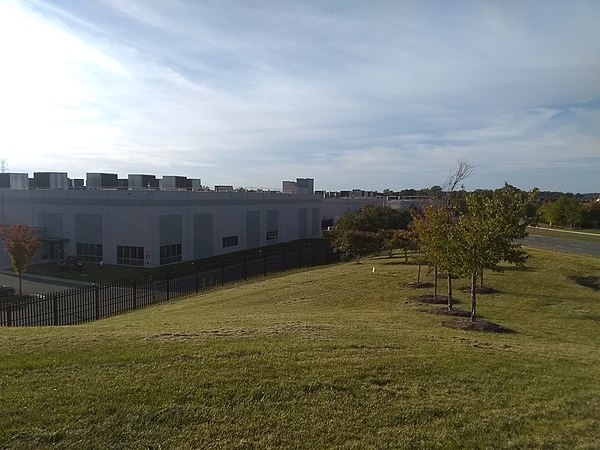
529, 227, 600, 243
1, 248, 600, 449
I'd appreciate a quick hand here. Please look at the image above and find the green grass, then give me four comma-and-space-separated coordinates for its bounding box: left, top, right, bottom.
530, 227, 600, 243
26, 238, 330, 283
2, 248, 600, 448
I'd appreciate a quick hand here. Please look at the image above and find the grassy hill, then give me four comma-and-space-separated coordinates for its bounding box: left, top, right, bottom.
1, 248, 599, 449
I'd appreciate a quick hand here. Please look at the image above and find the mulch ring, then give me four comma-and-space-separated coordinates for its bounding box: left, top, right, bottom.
459, 286, 498, 294
414, 294, 451, 304
440, 317, 509, 333
406, 282, 434, 289
428, 306, 471, 317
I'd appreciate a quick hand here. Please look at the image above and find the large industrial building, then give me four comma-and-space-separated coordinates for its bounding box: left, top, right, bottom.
0, 173, 321, 268
0, 170, 428, 269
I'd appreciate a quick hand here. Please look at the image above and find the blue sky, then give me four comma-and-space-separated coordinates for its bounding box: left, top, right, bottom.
1, 0, 599, 192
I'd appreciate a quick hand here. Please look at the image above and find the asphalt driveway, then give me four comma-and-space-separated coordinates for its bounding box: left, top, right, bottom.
0, 270, 92, 296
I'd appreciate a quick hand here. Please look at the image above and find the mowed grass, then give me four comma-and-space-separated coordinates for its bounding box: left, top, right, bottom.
1, 248, 600, 449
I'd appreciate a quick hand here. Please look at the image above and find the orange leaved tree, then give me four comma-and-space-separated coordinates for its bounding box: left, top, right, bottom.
1, 224, 41, 295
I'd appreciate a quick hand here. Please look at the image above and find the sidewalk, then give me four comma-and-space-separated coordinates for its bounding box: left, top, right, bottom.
532, 227, 600, 238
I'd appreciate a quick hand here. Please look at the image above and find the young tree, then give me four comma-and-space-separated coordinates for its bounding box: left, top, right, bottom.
379, 229, 414, 260
457, 184, 538, 321
333, 230, 382, 261
0, 224, 42, 295
331, 204, 410, 261
412, 205, 461, 310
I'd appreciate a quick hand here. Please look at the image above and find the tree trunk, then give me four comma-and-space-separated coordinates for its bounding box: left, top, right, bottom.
447, 274, 453, 311
480, 269, 484, 289
417, 263, 421, 284
434, 267, 438, 299
18, 272, 22, 296
470, 273, 477, 322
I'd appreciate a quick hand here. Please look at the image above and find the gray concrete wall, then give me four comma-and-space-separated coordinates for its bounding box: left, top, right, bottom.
0, 190, 322, 267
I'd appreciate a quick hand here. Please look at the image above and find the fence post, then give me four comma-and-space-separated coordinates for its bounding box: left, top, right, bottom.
195, 269, 199, 293
221, 263, 224, 286
53, 294, 58, 326
132, 279, 137, 310
6, 302, 12, 327
94, 284, 100, 320
166, 273, 170, 300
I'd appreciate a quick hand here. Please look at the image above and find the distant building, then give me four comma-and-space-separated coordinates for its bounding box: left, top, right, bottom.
128, 174, 159, 189
87, 173, 119, 189
0, 189, 321, 268
0, 173, 29, 190
0, 170, 322, 268
283, 178, 314, 195
33, 172, 69, 189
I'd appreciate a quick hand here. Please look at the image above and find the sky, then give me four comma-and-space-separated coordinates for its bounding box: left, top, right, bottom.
1, 0, 599, 193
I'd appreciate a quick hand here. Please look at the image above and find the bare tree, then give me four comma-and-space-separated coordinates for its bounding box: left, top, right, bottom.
443, 159, 473, 207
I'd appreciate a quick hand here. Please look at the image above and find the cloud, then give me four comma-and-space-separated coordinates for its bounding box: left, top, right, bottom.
1, 0, 599, 192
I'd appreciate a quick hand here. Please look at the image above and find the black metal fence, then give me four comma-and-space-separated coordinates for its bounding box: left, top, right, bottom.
1, 243, 338, 327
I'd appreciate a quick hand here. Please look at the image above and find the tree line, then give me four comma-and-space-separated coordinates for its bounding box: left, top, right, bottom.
330, 183, 539, 323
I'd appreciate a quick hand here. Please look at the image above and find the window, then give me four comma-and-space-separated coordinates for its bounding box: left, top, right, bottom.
160, 243, 182, 265
76, 243, 103, 262
117, 245, 144, 266
222, 235, 238, 248
266, 230, 278, 240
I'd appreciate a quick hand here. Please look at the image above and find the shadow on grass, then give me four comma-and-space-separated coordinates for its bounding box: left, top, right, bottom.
440, 317, 514, 333
571, 275, 600, 291
413, 295, 461, 305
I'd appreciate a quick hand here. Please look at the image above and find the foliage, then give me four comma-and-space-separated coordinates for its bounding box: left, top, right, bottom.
413, 184, 538, 319
538, 195, 585, 228
333, 204, 410, 233
331, 205, 410, 260
455, 184, 539, 320
583, 200, 600, 229
379, 229, 414, 259
411, 205, 462, 308
333, 229, 382, 261
0, 224, 41, 295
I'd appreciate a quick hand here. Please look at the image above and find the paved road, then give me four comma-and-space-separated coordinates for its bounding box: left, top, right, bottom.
0, 271, 91, 296
525, 234, 600, 258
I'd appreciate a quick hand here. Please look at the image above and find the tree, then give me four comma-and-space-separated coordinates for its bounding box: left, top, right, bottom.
0, 224, 41, 295
538, 196, 584, 228
411, 205, 461, 310
334, 230, 382, 261
456, 184, 538, 321
331, 205, 410, 261
379, 229, 414, 260
443, 159, 473, 208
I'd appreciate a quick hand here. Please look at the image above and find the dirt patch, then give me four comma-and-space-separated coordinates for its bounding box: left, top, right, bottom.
414, 294, 450, 304
571, 275, 600, 291
428, 307, 471, 317
406, 282, 434, 289
440, 317, 510, 333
